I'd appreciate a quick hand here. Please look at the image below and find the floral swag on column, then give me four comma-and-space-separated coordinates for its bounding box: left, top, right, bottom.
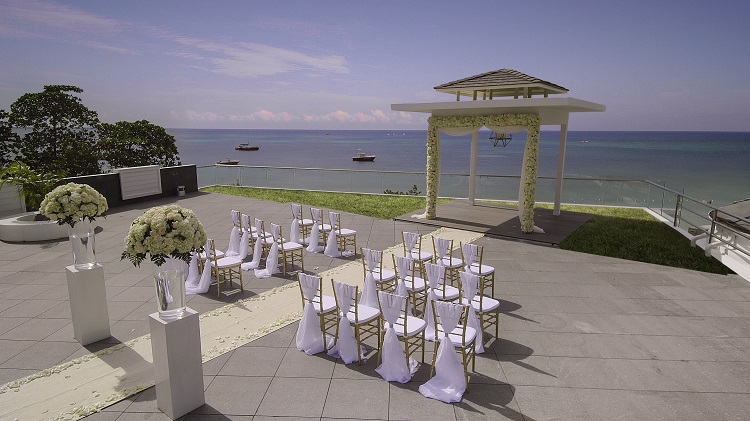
422, 114, 541, 233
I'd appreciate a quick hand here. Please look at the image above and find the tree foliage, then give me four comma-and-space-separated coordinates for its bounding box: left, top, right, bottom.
9, 85, 100, 176
0, 110, 20, 168
0, 161, 64, 210
99, 120, 181, 169
1, 85, 182, 177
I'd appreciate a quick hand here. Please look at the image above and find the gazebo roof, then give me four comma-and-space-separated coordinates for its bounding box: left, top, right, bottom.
434, 68, 568, 99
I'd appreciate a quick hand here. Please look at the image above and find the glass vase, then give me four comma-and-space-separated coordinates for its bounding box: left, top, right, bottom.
68, 219, 97, 270
153, 258, 187, 321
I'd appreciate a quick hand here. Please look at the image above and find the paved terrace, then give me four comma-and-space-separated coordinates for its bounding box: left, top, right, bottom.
1, 192, 749, 420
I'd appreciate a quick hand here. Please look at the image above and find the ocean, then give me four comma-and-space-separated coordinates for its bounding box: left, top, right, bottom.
170, 129, 750, 207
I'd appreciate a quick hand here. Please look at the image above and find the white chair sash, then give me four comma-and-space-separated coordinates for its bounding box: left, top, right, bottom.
435, 237, 450, 266
188, 240, 216, 294
375, 291, 411, 383
324, 211, 341, 257
328, 281, 359, 364
460, 271, 484, 354
254, 223, 279, 278
296, 273, 325, 355
395, 255, 413, 280
462, 243, 478, 272
290, 203, 302, 244
419, 301, 466, 403
241, 218, 265, 271
424, 262, 445, 341
359, 249, 380, 307
307, 208, 324, 253
237, 225, 250, 260
403, 232, 418, 253
226, 210, 241, 256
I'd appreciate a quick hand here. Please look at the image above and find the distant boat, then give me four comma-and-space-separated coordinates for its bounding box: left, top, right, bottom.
235, 143, 259, 151
217, 158, 240, 165
352, 151, 375, 162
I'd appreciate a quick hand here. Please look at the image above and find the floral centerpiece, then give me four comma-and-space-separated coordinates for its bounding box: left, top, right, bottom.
121, 204, 206, 267
39, 182, 108, 227
122, 204, 206, 320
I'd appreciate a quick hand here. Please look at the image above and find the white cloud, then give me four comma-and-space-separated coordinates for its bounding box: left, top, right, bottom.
0, 0, 121, 33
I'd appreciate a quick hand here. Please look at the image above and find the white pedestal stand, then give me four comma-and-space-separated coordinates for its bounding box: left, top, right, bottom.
65, 264, 111, 345
149, 308, 205, 419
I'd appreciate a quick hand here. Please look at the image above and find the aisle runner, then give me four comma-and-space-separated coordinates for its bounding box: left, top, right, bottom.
0, 228, 482, 420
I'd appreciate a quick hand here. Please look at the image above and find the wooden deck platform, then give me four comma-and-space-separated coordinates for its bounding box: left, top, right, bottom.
394, 200, 592, 246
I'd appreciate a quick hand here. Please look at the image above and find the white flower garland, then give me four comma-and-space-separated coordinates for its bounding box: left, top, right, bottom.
424, 114, 541, 233
39, 182, 108, 227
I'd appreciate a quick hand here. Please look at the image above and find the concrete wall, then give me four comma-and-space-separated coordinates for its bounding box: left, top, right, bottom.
0, 184, 25, 218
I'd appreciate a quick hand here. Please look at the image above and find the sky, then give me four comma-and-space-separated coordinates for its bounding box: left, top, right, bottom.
1, 0, 749, 131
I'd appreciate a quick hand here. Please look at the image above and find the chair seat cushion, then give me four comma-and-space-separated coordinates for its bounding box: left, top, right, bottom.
317, 223, 332, 231
314, 295, 337, 314
432, 285, 460, 301
462, 295, 500, 312
468, 263, 495, 276
346, 304, 380, 324
370, 268, 396, 281
436, 325, 477, 347
394, 315, 427, 337
212, 256, 242, 268
403, 276, 426, 292
299, 218, 314, 226
281, 241, 304, 251
199, 250, 225, 260
436, 256, 462, 268
408, 251, 433, 262
336, 228, 357, 236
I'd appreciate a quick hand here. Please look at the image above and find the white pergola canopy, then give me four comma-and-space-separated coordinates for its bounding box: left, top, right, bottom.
391, 69, 605, 233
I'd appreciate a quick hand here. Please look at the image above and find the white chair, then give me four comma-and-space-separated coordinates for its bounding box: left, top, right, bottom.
402, 231, 432, 277
226, 209, 242, 257
324, 211, 356, 257
361, 248, 397, 306
432, 236, 462, 286
296, 273, 337, 354
461, 242, 495, 297
376, 291, 426, 383
271, 223, 304, 277
419, 300, 476, 403
252, 218, 273, 256
331, 280, 381, 365
392, 255, 427, 314
290, 203, 314, 245
307, 207, 331, 253
207, 238, 243, 298
198, 237, 225, 272
460, 270, 500, 349
423, 262, 461, 341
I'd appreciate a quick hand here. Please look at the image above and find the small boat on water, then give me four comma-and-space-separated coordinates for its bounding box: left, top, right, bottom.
352, 151, 375, 162
217, 158, 240, 165
235, 143, 259, 151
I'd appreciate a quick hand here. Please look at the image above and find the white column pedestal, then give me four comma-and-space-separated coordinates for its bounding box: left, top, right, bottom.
149, 308, 205, 419
65, 265, 111, 345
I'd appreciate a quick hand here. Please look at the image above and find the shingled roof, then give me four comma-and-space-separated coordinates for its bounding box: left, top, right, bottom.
434, 68, 568, 100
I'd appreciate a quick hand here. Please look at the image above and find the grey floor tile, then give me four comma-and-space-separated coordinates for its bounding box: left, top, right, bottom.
218, 346, 284, 377
455, 383, 524, 421
0, 317, 69, 340
0, 340, 80, 369
255, 377, 329, 418
388, 381, 457, 421
322, 378, 389, 419
274, 346, 337, 379
195, 375, 272, 415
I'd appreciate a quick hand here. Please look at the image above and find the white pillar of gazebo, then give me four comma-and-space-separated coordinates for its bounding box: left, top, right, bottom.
553, 122, 569, 216
469, 131, 478, 204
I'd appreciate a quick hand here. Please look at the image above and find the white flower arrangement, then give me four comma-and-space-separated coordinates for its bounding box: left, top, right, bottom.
39, 182, 108, 227
121, 204, 206, 267
424, 114, 541, 233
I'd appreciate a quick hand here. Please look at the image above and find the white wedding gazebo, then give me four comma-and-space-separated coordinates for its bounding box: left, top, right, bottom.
391, 68, 605, 233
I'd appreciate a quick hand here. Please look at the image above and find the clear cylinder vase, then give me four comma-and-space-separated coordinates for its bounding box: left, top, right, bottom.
153, 258, 187, 321
68, 219, 97, 270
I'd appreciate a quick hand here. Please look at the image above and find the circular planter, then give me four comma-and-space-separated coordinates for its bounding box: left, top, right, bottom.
0, 212, 70, 242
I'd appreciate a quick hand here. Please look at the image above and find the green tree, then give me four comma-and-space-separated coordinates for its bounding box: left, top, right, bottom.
9, 85, 100, 176
0, 110, 20, 167
98, 120, 181, 169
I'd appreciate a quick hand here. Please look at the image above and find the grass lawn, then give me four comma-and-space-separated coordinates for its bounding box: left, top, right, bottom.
200, 185, 451, 219
202, 186, 731, 275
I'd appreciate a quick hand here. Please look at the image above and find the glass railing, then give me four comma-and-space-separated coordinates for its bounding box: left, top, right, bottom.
198, 164, 749, 260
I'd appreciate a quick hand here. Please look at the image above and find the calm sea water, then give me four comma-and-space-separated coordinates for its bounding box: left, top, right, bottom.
169, 129, 750, 207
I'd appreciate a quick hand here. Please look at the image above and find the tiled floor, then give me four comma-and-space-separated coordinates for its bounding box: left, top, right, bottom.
2, 192, 750, 420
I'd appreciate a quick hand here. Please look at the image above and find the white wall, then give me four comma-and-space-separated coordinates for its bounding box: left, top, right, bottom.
0, 184, 25, 218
